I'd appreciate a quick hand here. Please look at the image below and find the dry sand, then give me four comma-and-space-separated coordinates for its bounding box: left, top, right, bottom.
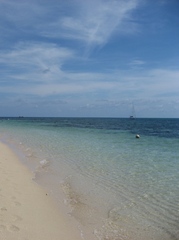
0, 141, 82, 240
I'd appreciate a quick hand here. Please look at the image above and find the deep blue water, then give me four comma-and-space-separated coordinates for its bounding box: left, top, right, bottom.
1, 117, 179, 138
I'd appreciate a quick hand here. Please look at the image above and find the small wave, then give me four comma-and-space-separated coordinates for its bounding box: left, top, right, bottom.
60, 177, 99, 227
34, 159, 50, 174
40, 159, 49, 167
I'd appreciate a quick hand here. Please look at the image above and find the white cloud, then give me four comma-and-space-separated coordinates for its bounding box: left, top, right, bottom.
1, 43, 179, 100
0, 0, 140, 49
0, 42, 73, 64
42, 0, 138, 46
147, 69, 179, 94
0, 42, 74, 83
58, 0, 139, 45
129, 59, 145, 66
0, 41, 178, 99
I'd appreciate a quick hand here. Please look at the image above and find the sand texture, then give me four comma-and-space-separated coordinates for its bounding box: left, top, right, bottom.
0, 141, 81, 240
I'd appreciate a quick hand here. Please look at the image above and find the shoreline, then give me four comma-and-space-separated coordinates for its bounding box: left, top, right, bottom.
0, 141, 82, 240
0, 118, 177, 240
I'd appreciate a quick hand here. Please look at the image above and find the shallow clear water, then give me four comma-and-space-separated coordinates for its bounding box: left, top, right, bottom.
0, 117, 179, 240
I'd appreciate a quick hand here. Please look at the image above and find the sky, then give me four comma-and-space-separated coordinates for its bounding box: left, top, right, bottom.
0, 0, 179, 118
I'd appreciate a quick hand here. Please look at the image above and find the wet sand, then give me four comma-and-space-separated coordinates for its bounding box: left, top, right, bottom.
0, 141, 82, 240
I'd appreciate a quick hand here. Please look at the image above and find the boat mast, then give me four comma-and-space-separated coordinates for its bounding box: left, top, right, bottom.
130, 104, 136, 119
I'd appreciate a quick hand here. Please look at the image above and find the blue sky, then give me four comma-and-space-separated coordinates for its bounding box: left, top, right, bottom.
0, 0, 179, 117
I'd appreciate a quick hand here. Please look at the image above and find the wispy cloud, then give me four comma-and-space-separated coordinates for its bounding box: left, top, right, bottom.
128, 59, 146, 70
1, 41, 179, 100
0, 42, 74, 83
58, 0, 139, 47
129, 59, 145, 66
0, 0, 140, 49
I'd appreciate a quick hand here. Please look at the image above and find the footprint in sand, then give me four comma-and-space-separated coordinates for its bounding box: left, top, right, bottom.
9, 224, 20, 232
1, 207, 7, 211
12, 215, 22, 222
14, 201, 21, 206
0, 224, 7, 231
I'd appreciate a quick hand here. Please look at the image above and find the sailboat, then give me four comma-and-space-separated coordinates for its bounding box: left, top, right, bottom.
130, 105, 136, 119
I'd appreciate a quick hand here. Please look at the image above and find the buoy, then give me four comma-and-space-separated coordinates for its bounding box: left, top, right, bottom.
136, 134, 140, 138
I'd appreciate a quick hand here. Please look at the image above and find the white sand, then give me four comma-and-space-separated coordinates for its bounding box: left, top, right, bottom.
0, 141, 82, 240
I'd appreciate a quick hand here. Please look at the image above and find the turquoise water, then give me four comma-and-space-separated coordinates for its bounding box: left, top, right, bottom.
0, 118, 179, 240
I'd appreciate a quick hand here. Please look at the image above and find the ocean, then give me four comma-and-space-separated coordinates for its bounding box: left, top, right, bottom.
0, 117, 179, 240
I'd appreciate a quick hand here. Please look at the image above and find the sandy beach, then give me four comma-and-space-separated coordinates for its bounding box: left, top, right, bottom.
0, 141, 82, 240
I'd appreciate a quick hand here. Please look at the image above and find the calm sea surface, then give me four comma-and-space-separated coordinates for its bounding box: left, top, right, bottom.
0, 118, 179, 240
